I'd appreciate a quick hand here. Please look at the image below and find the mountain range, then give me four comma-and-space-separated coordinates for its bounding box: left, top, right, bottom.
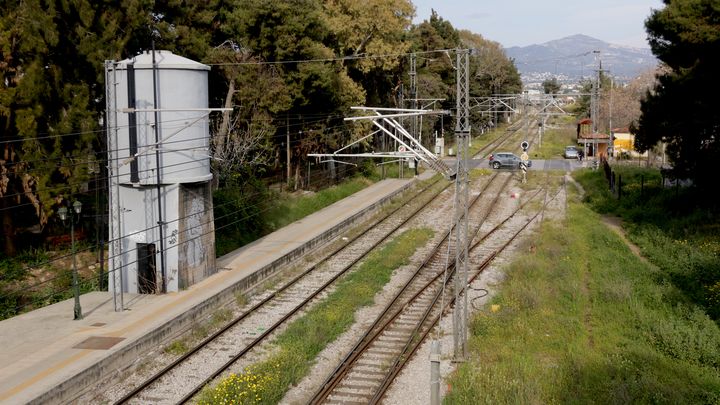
504, 34, 658, 83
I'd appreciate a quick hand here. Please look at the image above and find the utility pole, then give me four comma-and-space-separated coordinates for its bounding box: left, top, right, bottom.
590, 50, 602, 159
609, 78, 614, 158
591, 51, 601, 134
151, 44, 167, 294
410, 53, 418, 142
287, 116, 291, 185
105, 60, 124, 312
453, 48, 470, 362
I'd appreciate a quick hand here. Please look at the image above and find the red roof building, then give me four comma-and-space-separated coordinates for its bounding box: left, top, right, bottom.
576, 119, 610, 159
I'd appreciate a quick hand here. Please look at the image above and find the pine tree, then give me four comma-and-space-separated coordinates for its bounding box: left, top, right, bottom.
634, 0, 720, 188
0, 0, 152, 256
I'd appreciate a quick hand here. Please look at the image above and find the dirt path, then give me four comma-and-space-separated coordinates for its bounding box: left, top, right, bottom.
601, 215, 651, 264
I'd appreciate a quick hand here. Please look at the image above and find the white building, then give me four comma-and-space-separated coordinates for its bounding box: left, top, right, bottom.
106, 51, 216, 294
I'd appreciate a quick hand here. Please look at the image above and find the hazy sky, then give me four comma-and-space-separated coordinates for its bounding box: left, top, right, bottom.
412, 0, 665, 48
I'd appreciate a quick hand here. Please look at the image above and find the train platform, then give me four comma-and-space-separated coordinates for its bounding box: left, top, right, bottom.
0, 174, 429, 404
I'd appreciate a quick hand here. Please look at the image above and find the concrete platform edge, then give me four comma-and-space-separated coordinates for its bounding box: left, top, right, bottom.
31, 178, 417, 405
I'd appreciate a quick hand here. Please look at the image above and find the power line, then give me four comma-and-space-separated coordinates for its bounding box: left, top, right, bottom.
207, 48, 458, 66
0, 120, 361, 202
0, 163, 361, 302
0, 115, 355, 174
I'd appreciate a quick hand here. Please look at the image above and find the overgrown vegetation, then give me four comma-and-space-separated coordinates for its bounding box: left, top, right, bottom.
197, 227, 434, 404
445, 200, 720, 403
575, 166, 720, 319
531, 118, 577, 160
214, 174, 373, 256
163, 308, 234, 356
0, 247, 99, 320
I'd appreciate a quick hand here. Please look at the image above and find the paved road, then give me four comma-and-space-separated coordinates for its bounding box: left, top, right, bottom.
529, 159, 590, 171
442, 158, 594, 172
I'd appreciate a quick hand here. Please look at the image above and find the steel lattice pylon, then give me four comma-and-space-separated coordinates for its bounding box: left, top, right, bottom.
410, 53, 418, 140
453, 49, 470, 361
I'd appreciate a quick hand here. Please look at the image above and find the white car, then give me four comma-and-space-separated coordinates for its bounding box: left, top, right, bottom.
564, 146, 579, 159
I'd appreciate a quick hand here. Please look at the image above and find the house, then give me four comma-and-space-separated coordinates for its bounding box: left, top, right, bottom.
577, 118, 610, 158
612, 127, 647, 158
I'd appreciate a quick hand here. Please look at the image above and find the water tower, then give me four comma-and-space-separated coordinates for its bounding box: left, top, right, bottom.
105, 50, 217, 299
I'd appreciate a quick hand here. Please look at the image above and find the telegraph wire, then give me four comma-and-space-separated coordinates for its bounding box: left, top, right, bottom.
0, 120, 363, 202
0, 163, 362, 299
0, 117, 357, 176
207, 48, 459, 66
0, 110, 351, 149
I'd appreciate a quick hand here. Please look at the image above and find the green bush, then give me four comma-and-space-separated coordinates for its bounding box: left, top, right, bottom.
574, 167, 720, 320
213, 174, 271, 257
264, 176, 372, 232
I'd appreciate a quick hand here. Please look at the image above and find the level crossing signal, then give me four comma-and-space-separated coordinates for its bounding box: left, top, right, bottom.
520, 141, 529, 184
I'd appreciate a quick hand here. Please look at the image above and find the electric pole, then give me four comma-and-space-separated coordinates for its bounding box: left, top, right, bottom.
591, 51, 601, 134
453, 48, 470, 362
287, 116, 291, 185
410, 53, 418, 142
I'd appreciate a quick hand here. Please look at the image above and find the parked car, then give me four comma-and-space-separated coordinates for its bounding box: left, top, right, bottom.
564, 146, 579, 159
488, 152, 531, 169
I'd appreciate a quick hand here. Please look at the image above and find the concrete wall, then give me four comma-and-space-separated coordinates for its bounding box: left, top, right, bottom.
110, 184, 181, 293
49, 179, 416, 405
178, 182, 216, 288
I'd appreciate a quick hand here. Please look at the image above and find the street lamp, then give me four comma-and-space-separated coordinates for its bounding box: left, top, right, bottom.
59, 200, 83, 320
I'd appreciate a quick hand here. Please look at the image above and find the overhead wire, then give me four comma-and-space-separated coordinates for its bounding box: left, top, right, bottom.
0, 120, 362, 206
206, 48, 459, 66
0, 158, 364, 299
1, 46, 454, 310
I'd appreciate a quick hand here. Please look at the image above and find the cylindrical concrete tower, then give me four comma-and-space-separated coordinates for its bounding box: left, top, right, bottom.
106, 51, 216, 296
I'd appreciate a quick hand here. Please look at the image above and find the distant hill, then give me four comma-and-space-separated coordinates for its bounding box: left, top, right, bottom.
505, 34, 657, 83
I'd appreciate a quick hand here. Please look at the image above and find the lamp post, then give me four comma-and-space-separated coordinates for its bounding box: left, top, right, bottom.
59, 200, 83, 320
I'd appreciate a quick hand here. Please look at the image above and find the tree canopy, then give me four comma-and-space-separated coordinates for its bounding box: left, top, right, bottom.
634, 0, 720, 188
0, 1, 521, 256
542, 77, 561, 95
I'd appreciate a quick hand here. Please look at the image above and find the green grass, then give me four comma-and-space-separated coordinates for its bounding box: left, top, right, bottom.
445, 203, 720, 404
531, 123, 577, 160
574, 166, 720, 319
197, 227, 434, 405
164, 340, 189, 356
468, 125, 510, 157
216, 175, 376, 257
0, 247, 101, 320
264, 176, 373, 232
441, 123, 510, 158
163, 308, 234, 356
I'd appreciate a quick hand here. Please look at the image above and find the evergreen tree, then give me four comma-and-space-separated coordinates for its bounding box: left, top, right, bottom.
0, 0, 152, 256
634, 0, 720, 188
542, 77, 561, 95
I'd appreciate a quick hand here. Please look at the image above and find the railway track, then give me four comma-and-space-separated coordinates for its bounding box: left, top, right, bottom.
105, 111, 544, 404
110, 171, 507, 404
310, 177, 561, 404
374, 181, 567, 403
474, 114, 528, 159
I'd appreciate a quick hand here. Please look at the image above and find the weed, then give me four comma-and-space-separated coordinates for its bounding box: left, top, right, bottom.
574, 166, 720, 319
164, 340, 189, 356
445, 202, 720, 404
199, 228, 434, 404
211, 308, 233, 327
235, 292, 248, 307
